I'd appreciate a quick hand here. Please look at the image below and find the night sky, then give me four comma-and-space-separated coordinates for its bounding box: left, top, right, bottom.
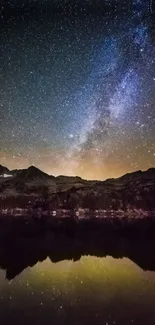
0, 0, 155, 180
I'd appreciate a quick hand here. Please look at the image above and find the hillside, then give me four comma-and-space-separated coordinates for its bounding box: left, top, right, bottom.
0, 165, 155, 211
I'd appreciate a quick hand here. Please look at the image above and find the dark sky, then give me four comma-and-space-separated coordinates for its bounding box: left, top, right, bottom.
0, 0, 155, 179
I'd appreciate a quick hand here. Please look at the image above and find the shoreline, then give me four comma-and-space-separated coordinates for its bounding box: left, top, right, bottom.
0, 214, 155, 239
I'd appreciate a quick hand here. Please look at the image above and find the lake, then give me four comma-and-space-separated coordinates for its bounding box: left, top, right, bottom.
1, 253, 155, 325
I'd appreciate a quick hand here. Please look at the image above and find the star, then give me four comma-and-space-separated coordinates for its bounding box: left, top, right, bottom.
0, 0, 155, 180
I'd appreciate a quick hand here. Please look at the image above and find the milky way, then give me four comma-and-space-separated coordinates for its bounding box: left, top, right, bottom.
0, 1, 155, 179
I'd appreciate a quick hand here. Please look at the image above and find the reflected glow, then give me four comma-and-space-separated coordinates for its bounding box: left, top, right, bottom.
1, 256, 155, 324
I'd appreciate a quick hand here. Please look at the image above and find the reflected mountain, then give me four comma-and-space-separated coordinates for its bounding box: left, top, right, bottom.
1, 230, 155, 280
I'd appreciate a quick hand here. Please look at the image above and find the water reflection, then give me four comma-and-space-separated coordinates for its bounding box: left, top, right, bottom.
0, 255, 155, 325
1, 232, 155, 280
1, 232, 155, 324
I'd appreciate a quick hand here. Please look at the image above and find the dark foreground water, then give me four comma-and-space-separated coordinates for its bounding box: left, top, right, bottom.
1, 232, 155, 325
1, 255, 155, 325
1, 217, 155, 325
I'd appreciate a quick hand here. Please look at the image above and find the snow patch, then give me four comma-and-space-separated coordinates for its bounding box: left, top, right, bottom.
0, 174, 13, 178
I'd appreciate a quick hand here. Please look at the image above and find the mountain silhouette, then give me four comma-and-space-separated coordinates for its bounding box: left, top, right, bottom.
0, 230, 155, 280
0, 165, 155, 211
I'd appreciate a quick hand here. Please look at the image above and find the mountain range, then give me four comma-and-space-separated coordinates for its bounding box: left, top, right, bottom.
0, 165, 155, 211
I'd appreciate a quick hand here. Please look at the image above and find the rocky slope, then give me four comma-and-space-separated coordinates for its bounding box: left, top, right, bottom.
0, 165, 155, 211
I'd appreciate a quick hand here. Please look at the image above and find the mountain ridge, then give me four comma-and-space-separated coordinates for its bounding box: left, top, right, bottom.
1, 163, 155, 182
1, 165, 155, 211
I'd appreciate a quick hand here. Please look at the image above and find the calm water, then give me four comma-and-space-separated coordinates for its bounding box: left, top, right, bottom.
1, 255, 155, 325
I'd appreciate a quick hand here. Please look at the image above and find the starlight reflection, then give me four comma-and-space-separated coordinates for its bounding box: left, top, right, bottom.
0, 256, 155, 324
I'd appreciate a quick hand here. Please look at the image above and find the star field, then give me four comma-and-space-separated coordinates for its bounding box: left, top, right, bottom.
0, 0, 155, 179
